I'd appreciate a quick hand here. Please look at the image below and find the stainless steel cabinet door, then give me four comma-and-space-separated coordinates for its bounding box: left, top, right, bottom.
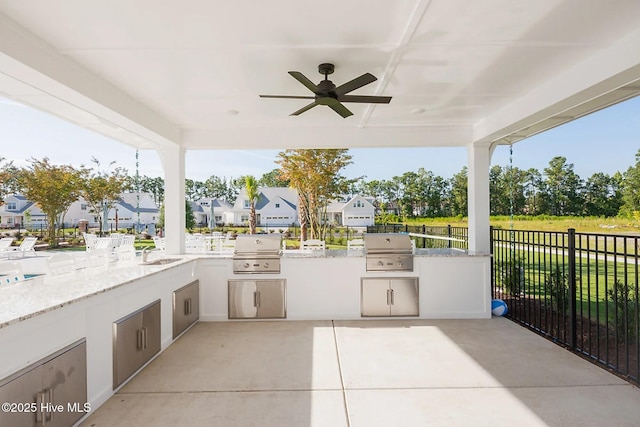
228, 280, 286, 319
361, 278, 391, 316
113, 311, 144, 388
173, 280, 200, 338
142, 300, 161, 359
389, 278, 419, 317
256, 280, 286, 319
0, 367, 42, 427
0, 339, 87, 427
42, 341, 87, 427
113, 300, 161, 389
228, 280, 258, 318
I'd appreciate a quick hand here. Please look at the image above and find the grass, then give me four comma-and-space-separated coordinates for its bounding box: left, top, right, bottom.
402, 215, 639, 234
495, 247, 638, 324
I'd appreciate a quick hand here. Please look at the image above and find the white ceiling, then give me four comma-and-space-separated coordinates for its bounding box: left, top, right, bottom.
0, 0, 639, 152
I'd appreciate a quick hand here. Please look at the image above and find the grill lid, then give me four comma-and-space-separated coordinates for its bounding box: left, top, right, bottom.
233, 234, 282, 257
364, 233, 413, 254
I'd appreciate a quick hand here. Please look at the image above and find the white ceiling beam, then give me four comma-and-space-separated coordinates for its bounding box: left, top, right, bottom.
181, 124, 472, 150
0, 12, 180, 149
474, 26, 640, 145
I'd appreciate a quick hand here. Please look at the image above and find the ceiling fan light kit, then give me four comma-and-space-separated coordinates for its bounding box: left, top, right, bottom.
260, 63, 392, 118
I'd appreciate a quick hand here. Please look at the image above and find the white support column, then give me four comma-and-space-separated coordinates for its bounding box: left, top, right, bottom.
467, 143, 491, 255
158, 144, 185, 255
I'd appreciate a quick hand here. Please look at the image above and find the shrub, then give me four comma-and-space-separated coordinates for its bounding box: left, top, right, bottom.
607, 280, 637, 343
497, 254, 525, 295
544, 266, 569, 314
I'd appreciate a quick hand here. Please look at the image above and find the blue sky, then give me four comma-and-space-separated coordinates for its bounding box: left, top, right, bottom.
1, 96, 638, 182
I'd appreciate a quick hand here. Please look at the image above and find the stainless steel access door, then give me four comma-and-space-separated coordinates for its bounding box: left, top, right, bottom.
361, 277, 419, 317
228, 279, 286, 319
113, 300, 161, 389
173, 280, 200, 339
389, 278, 419, 316
360, 278, 392, 316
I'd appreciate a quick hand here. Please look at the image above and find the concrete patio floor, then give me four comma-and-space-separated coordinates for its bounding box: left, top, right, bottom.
81, 318, 640, 427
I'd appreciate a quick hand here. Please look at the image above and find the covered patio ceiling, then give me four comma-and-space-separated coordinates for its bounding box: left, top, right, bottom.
0, 0, 639, 153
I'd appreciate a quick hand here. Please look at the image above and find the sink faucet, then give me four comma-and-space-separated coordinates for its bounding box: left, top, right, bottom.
142, 247, 155, 263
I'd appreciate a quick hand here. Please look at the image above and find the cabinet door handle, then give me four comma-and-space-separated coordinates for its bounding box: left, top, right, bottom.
137, 328, 144, 351
390, 289, 395, 305
386, 289, 391, 306
36, 390, 45, 424
35, 388, 54, 424
253, 291, 258, 307
184, 298, 191, 315
256, 291, 261, 307
46, 388, 54, 422
142, 327, 148, 349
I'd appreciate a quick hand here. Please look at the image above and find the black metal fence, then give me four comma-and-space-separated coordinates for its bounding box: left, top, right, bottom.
366, 224, 468, 250
492, 227, 640, 384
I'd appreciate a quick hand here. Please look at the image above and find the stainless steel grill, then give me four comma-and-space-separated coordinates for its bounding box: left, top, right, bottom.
364, 233, 414, 272
232, 234, 282, 274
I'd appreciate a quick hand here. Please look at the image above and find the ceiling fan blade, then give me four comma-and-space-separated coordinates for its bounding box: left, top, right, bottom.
328, 101, 353, 118
260, 95, 315, 99
288, 71, 320, 93
335, 73, 377, 96
290, 101, 319, 116
338, 95, 392, 104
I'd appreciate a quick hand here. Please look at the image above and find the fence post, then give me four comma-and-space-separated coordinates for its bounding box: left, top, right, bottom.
568, 228, 577, 350
422, 224, 426, 249
447, 224, 452, 249
489, 226, 494, 297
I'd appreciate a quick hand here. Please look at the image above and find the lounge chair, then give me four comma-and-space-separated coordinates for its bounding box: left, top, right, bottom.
5, 237, 38, 259
82, 233, 98, 252
0, 237, 14, 253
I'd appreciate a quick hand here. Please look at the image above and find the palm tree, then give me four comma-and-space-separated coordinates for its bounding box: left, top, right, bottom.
245, 175, 260, 234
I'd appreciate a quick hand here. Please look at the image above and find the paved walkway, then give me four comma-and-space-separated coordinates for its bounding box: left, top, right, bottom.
81, 318, 640, 426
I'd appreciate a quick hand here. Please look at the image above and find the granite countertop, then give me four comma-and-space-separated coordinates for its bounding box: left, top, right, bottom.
0, 256, 194, 329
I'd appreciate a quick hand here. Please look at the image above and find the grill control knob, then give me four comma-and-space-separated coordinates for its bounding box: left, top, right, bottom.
243, 262, 250, 268
377, 260, 384, 266
263, 262, 269, 268
397, 261, 403, 267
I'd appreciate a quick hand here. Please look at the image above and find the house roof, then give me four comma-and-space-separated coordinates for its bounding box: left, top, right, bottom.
117, 193, 159, 214
236, 187, 298, 211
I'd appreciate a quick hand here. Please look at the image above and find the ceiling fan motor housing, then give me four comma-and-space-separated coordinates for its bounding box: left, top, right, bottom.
318, 63, 335, 75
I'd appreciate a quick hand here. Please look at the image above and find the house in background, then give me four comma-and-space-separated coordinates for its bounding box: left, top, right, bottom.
231, 187, 298, 227
0, 194, 40, 228
1, 192, 160, 229
192, 198, 233, 226
324, 195, 375, 227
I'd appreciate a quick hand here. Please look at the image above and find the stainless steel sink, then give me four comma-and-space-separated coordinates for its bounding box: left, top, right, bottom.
143, 258, 181, 266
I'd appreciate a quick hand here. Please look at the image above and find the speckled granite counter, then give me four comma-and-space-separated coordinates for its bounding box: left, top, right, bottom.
0, 256, 194, 329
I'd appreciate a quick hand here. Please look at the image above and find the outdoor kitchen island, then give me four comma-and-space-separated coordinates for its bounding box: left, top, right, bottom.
0, 247, 490, 425
197, 249, 491, 322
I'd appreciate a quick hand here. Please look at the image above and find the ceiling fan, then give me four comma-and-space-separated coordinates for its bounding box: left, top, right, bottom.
259, 63, 392, 118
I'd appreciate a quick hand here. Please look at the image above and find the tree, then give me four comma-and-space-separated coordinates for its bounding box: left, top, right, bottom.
203, 175, 230, 199
584, 172, 622, 217
0, 157, 19, 205
542, 156, 583, 216
449, 167, 468, 216
158, 200, 196, 231
259, 169, 289, 187
18, 158, 85, 246
185, 200, 196, 230
245, 175, 260, 234
80, 158, 129, 236
621, 149, 640, 218
276, 149, 353, 241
